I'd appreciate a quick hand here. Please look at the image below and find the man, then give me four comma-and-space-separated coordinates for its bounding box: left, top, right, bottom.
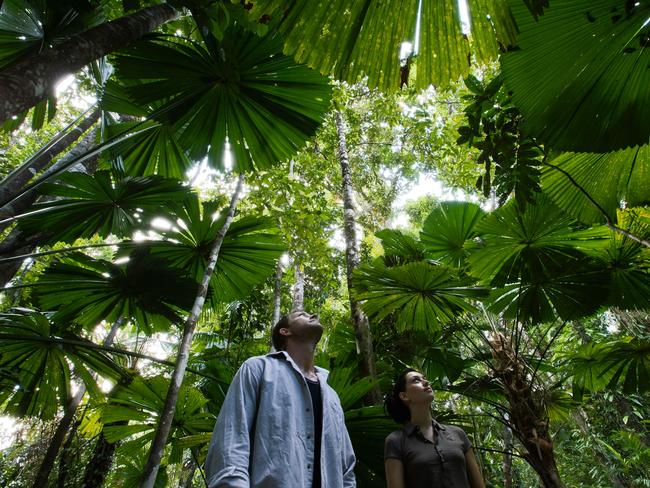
205, 311, 357, 488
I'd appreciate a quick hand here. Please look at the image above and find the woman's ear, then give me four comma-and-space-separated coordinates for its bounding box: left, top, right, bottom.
399, 391, 408, 403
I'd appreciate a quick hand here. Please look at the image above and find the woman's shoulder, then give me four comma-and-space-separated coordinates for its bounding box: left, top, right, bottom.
385, 427, 406, 444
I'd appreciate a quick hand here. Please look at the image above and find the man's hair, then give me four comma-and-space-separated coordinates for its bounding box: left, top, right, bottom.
271, 314, 292, 351
384, 368, 417, 424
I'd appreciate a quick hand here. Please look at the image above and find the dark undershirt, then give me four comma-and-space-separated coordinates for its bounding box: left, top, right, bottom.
306, 377, 323, 488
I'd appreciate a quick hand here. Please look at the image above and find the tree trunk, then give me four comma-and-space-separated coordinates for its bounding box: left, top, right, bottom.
0, 107, 100, 208
179, 457, 197, 488
488, 332, 563, 488
292, 259, 304, 312
0, 4, 177, 124
503, 421, 513, 488
80, 428, 122, 488
31, 317, 123, 488
269, 261, 283, 350
334, 110, 381, 403
140, 174, 245, 488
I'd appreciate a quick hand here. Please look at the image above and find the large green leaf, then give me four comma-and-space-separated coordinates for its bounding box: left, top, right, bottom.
501, 0, 650, 152
0, 310, 126, 419
102, 375, 215, 459
542, 145, 650, 224
111, 29, 332, 172
468, 194, 612, 322
248, 0, 517, 90
596, 210, 650, 310
570, 338, 650, 400
420, 201, 485, 267
33, 251, 197, 332
354, 260, 487, 332
127, 195, 285, 303
16, 171, 187, 244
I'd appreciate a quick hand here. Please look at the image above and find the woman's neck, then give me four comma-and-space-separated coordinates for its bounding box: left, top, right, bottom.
409, 403, 433, 430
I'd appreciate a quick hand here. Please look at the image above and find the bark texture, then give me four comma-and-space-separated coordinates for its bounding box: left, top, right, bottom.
335, 111, 381, 403
0, 4, 177, 124
140, 175, 245, 488
292, 259, 304, 312
489, 333, 563, 488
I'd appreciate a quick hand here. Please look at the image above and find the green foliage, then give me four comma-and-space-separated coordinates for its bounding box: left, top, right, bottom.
131, 194, 285, 304
32, 250, 197, 333
420, 201, 485, 267
17, 171, 187, 244
457, 74, 544, 207
102, 375, 214, 458
501, 0, 650, 153
0, 310, 126, 419
111, 29, 332, 172
248, 0, 517, 90
469, 194, 611, 322
542, 146, 650, 225
354, 259, 487, 332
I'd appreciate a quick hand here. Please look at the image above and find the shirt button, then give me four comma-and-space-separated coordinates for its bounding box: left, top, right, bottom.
307, 434, 312, 439
306, 407, 310, 412
307, 464, 311, 469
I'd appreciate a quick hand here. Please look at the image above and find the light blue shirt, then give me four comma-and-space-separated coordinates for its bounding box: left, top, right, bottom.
205, 351, 357, 488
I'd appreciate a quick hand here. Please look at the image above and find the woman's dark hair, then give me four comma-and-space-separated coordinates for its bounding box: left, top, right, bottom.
385, 368, 417, 424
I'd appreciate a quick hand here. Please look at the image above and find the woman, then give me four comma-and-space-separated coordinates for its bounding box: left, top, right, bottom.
384, 368, 485, 488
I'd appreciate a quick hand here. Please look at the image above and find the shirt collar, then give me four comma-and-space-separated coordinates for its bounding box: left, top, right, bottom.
403, 419, 446, 436
267, 350, 330, 381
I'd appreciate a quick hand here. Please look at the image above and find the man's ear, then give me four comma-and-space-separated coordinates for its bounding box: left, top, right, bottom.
279, 327, 291, 338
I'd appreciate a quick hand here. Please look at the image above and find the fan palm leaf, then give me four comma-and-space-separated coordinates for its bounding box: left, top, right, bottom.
111, 28, 332, 172
420, 201, 486, 267
33, 251, 197, 333
0, 309, 126, 419
100, 80, 193, 179
129, 195, 285, 304
247, 0, 518, 90
542, 145, 650, 224
501, 0, 650, 152
468, 194, 612, 322
16, 171, 187, 244
569, 338, 650, 400
101, 375, 215, 461
354, 260, 488, 332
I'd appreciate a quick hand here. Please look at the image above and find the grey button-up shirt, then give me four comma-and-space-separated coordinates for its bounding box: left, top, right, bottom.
205, 351, 356, 488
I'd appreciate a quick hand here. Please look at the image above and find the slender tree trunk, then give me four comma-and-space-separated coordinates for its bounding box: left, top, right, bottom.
179, 457, 198, 488
0, 4, 178, 124
269, 261, 283, 350
334, 110, 381, 403
0, 107, 100, 208
292, 259, 304, 312
31, 317, 124, 488
140, 174, 245, 488
503, 421, 513, 488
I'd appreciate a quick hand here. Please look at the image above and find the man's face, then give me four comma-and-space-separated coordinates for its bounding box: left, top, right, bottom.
283, 311, 323, 343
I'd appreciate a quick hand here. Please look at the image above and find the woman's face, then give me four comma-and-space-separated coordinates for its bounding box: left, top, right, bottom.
399, 371, 434, 407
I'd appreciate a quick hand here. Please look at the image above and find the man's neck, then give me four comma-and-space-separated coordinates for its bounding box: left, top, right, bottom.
285, 341, 318, 380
